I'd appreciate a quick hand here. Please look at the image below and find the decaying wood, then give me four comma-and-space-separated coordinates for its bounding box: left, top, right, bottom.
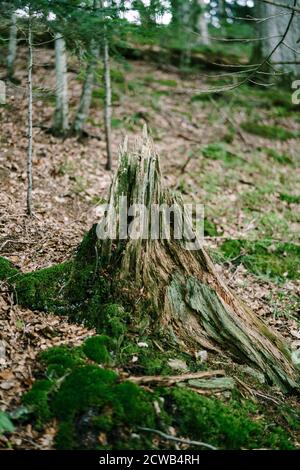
187, 377, 235, 390
94, 129, 299, 392
127, 370, 225, 386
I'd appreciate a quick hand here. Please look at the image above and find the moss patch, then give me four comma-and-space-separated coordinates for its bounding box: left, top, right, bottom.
202, 143, 243, 166
220, 239, 300, 281
21, 339, 297, 450
241, 122, 298, 141
165, 388, 294, 450
280, 193, 300, 204
82, 335, 112, 365
23, 341, 158, 449
0, 256, 19, 281
262, 147, 294, 165
14, 261, 72, 311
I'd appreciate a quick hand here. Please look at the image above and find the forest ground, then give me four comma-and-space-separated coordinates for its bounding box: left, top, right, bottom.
0, 47, 300, 449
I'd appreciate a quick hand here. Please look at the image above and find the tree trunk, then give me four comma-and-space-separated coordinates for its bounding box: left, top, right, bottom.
94, 129, 299, 392
7, 12, 17, 80
103, 30, 112, 170
72, 43, 99, 135
72, 0, 100, 135
196, 0, 210, 46
218, 0, 226, 18
53, 34, 69, 134
27, 12, 33, 216
256, 0, 300, 75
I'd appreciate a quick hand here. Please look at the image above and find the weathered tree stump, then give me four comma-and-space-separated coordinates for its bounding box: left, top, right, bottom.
1, 130, 298, 393
92, 129, 298, 392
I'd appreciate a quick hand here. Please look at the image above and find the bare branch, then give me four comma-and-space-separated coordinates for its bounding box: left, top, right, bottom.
138, 427, 218, 450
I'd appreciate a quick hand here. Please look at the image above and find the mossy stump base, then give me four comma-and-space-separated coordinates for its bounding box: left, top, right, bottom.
1, 130, 299, 393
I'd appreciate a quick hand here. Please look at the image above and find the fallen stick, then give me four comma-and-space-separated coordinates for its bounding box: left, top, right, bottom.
138, 427, 217, 450
127, 370, 225, 386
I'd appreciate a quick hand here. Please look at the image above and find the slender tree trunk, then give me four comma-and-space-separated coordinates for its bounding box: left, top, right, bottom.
72, 0, 100, 135
103, 30, 112, 171
27, 13, 33, 216
72, 43, 99, 135
7, 12, 17, 80
197, 0, 210, 46
53, 34, 69, 134
218, 0, 226, 18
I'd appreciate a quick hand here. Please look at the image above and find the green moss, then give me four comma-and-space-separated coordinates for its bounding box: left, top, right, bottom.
0, 256, 19, 281
165, 388, 293, 450
29, 357, 157, 449
22, 379, 54, 426
204, 218, 219, 237
111, 117, 123, 128
14, 261, 72, 311
220, 239, 300, 281
241, 122, 298, 141
52, 366, 117, 420
92, 88, 119, 104
280, 193, 300, 204
0, 411, 14, 434
202, 143, 243, 166
155, 79, 177, 87
55, 420, 75, 450
99, 304, 127, 337
83, 335, 112, 364
191, 91, 223, 102
110, 69, 126, 84
22, 340, 297, 450
262, 147, 293, 165
39, 345, 84, 378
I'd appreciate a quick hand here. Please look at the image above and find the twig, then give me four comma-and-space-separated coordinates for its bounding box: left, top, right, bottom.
127, 370, 225, 386
209, 97, 248, 145
138, 427, 217, 450
234, 377, 281, 405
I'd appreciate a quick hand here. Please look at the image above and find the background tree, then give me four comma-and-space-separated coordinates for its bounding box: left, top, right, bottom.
53, 33, 69, 135
255, 0, 300, 76
26, 8, 33, 216
7, 11, 18, 81
72, 0, 101, 136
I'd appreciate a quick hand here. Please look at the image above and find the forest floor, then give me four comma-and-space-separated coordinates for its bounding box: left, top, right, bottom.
0, 47, 300, 449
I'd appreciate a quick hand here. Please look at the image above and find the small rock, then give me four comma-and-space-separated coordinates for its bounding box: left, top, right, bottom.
195, 350, 208, 362
167, 359, 188, 371
137, 342, 148, 348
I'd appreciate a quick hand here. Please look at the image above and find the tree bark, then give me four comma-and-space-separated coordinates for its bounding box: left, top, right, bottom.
103, 30, 112, 170
53, 34, 69, 134
72, 0, 100, 135
72, 43, 99, 135
256, 0, 300, 75
94, 130, 299, 392
196, 0, 210, 46
7, 12, 17, 80
27, 12, 33, 216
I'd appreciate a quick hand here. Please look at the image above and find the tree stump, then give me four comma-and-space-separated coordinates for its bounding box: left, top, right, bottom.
92, 129, 299, 392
